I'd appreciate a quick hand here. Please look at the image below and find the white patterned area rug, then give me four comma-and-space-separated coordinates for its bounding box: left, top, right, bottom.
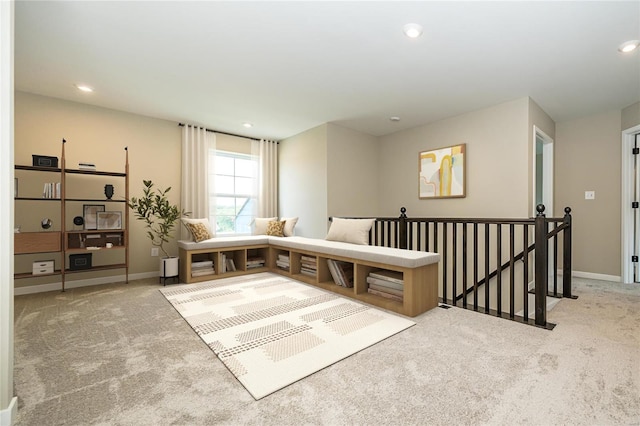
160, 272, 415, 399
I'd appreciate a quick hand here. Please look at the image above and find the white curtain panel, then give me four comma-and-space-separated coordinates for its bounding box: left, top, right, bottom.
181, 125, 216, 239
252, 139, 278, 218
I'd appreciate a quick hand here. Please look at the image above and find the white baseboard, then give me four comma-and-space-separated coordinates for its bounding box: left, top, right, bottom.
14, 272, 158, 296
542, 270, 622, 285
564, 270, 621, 283
0, 396, 17, 426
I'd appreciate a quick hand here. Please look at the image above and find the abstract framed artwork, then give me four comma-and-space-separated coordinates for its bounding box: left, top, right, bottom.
83, 204, 105, 230
97, 211, 122, 230
419, 143, 466, 199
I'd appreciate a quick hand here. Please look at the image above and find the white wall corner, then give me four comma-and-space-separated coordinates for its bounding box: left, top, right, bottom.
0, 396, 17, 426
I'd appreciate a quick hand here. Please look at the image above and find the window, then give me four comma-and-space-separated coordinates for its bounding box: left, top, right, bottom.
210, 150, 257, 234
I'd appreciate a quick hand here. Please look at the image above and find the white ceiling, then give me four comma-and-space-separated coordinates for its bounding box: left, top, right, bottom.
14, 1, 640, 141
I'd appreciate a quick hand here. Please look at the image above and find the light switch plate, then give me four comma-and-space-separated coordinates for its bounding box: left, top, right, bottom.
585, 191, 595, 200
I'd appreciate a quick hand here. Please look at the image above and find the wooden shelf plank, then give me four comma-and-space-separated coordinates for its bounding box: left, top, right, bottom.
14, 197, 61, 201
65, 263, 127, 274
15, 165, 61, 173
14, 270, 62, 279
64, 198, 127, 203
65, 247, 126, 253
64, 169, 126, 177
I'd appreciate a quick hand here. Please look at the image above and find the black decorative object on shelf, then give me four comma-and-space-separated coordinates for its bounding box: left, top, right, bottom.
32, 155, 58, 168
104, 184, 114, 200
73, 216, 84, 226
69, 253, 92, 270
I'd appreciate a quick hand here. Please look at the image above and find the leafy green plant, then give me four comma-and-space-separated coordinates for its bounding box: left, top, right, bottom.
128, 180, 189, 258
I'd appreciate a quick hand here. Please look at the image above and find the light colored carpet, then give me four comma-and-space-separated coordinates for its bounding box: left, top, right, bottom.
159, 273, 415, 399
12, 276, 640, 425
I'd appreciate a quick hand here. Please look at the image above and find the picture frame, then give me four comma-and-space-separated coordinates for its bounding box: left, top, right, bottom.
83, 204, 105, 230
97, 211, 122, 230
419, 143, 466, 199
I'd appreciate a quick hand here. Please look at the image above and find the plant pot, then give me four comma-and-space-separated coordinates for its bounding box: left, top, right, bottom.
160, 256, 179, 278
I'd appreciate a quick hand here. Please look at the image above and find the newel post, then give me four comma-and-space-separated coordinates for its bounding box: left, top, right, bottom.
562, 207, 573, 298
399, 207, 408, 250
534, 204, 548, 326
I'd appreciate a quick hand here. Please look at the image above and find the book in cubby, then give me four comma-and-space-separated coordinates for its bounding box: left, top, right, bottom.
366, 269, 404, 301
276, 253, 290, 271
300, 255, 317, 278
191, 259, 214, 278
246, 256, 266, 269
327, 259, 354, 288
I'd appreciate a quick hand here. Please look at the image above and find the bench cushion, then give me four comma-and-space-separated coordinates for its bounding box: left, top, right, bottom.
178, 235, 269, 251
268, 236, 440, 269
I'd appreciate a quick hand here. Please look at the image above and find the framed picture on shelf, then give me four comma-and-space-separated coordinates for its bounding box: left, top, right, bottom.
97, 211, 122, 230
83, 204, 105, 230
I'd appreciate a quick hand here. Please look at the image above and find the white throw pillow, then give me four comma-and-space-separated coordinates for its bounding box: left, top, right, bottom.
253, 217, 277, 235
326, 218, 375, 245
182, 218, 213, 241
280, 217, 299, 237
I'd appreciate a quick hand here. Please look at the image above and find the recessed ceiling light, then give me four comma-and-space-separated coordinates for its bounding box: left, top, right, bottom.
243, 122, 253, 128
403, 23, 423, 39
389, 116, 401, 122
75, 84, 93, 93
618, 40, 639, 53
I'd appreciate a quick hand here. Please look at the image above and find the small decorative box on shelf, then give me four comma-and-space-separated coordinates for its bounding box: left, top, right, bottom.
69, 253, 92, 270
32, 260, 55, 275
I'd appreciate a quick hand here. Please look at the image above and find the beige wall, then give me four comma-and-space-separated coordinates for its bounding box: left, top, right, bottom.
555, 110, 622, 277
326, 123, 379, 218
278, 124, 328, 238
14, 91, 182, 290
216, 133, 252, 154
377, 97, 531, 218
279, 123, 380, 238
622, 101, 640, 130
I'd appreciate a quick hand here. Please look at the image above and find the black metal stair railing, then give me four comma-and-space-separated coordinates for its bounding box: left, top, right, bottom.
337, 205, 574, 329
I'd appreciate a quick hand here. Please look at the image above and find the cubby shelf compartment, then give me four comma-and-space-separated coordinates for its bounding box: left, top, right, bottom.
66, 230, 126, 250
179, 244, 270, 284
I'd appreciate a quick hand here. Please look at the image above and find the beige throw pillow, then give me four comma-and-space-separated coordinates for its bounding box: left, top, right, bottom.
186, 222, 212, 242
182, 218, 213, 241
280, 216, 298, 237
266, 220, 286, 237
253, 217, 277, 235
326, 218, 375, 245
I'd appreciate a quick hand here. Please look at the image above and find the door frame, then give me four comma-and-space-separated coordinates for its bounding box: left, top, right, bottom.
622, 124, 640, 284
532, 126, 554, 217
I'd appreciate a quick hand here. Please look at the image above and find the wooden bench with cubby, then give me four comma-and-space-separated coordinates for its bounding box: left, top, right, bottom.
178, 236, 440, 317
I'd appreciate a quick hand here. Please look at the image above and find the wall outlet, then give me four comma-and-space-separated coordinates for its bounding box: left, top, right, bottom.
585, 190, 595, 200
151, 247, 159, 257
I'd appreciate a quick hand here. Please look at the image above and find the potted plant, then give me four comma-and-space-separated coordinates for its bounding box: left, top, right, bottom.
128, 180, 189, 280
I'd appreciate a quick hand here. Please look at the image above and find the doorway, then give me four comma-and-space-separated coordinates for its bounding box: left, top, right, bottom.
533, 127, 554, 216
622, 125, 640, 284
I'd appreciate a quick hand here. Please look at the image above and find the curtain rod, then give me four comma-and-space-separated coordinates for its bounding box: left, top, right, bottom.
178, 123, 263, 142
